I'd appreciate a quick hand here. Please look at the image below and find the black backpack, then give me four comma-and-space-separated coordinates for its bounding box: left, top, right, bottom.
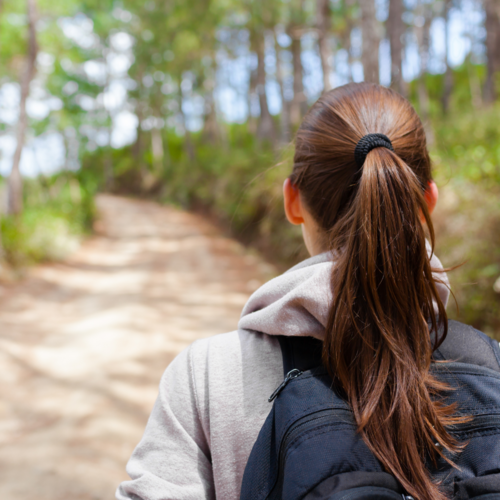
240, 320, 500, 500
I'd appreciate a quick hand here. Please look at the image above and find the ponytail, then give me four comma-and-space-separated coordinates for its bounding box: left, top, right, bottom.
324, 147, 463, 500
292, 83, 467, 500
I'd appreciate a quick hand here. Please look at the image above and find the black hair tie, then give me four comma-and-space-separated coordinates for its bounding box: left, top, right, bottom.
354, 133, 394, 169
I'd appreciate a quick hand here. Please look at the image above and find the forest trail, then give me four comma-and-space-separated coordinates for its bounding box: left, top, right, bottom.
0, 194, 276, 500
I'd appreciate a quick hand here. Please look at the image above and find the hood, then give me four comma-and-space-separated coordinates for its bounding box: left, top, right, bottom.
238, 249, 450, 340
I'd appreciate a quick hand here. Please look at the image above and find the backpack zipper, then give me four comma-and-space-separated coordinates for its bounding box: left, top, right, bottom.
268, 369, 303, 402
279, 408, 354, 453
266, 371, 500, 500
328, 490, 410, 500
267, 407, 354, 500
449, 412, 500, 436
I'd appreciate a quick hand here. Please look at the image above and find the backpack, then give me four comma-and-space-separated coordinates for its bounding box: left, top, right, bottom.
240, 320, 500, 500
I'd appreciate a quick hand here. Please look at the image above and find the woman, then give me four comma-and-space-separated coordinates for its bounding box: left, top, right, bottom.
116, 83, 473, 500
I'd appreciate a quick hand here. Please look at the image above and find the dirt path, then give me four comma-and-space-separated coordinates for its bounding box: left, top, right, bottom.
0, 194, 276, 500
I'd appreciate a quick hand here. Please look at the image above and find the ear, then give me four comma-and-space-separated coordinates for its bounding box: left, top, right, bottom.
283, 177, 305, 225
424, 180, 439, 215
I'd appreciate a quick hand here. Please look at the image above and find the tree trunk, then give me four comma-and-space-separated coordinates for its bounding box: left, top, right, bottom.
441, 0, 453, 113
179, 97, 195, 162
202, 60, 221, 145
133, 71, 145, 167
202, 93, 220, 145
415, 0, 431, 120
316, 0, 333, 93
360, 0, 380, 84
340, 0, 357, 82
274, 32, 291, 144
133, 105, 144, 163
387, 0, 405, 95
103, 111, 113, 192
468, 57, 483, 108
289, 27, 307, 128
8, 0, 38, 215
103, 47, 114, 192
151, 125, 164, 174
484, 0, 500, 103
255, 32, 276, 144
247, 66, 258, 135
340, 0, 355, 83
418, 8, 434, 144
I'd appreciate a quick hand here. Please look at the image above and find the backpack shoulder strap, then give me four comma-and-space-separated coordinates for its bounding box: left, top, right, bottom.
433, 320, 500, 372
278, 321, 500, 377
277, 336, 323, 376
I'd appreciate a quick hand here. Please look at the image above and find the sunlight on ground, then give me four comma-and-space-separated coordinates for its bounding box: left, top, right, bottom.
0, 194, 276, 500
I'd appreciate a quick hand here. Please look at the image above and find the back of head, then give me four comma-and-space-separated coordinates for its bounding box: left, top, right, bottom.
291, 83, 462, 500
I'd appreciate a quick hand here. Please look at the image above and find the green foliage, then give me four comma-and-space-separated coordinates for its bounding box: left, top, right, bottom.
162, 139, 307, 266
396, 65, 500, 335
0, 172, 96, 268
432, 103, 500, 185
2, 0, 498, 337
80, 124, 307, 267
433, 182, 500, 336
424, 103, 500, 336
90, 78, 500, 333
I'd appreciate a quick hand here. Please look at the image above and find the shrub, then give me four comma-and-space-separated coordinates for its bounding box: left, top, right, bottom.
0, 172, 96, 269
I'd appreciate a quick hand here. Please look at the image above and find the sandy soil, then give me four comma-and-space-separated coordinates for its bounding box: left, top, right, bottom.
0, 194, 276, 500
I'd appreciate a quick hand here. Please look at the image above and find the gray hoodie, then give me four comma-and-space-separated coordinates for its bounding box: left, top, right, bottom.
116, 251, 450, 500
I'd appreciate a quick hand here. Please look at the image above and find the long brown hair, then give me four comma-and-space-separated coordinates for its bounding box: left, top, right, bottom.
291, 83, 464, 500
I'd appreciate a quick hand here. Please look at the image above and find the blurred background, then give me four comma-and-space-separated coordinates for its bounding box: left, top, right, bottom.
1, 0, 500, 331
0, 0, 499, 498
